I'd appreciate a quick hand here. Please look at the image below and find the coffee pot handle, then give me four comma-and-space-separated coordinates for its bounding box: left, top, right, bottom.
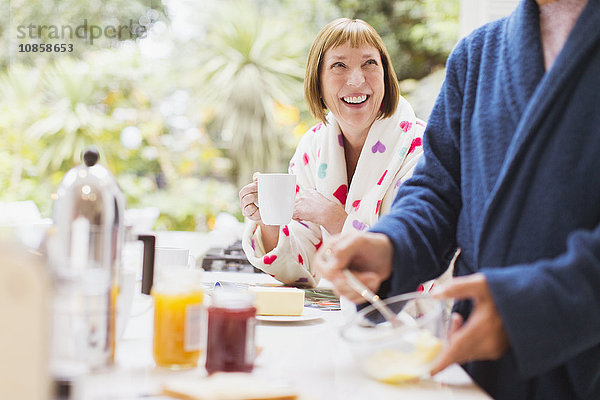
137, 235, 155, 295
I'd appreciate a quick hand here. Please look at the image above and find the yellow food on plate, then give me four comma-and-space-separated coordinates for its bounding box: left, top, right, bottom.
363, 330, 443, 384
248, 286, 305, 316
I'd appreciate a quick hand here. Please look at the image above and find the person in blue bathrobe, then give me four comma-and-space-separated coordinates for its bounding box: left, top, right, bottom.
315, 0, 600, 399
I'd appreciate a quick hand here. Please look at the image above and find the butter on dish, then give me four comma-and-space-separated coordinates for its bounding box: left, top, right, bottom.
248, 287, 305, 316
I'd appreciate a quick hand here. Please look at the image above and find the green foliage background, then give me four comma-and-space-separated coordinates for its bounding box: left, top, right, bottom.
0, 0, 458, 231
332, 0, 458, 79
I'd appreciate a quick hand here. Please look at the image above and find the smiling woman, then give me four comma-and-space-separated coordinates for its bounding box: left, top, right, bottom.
239, 18, 428, 288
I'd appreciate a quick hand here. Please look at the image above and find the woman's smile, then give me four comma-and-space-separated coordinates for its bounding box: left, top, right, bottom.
341, 94, 369, 104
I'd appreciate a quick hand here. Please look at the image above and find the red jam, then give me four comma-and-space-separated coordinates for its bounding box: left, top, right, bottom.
205, 290, 256, 374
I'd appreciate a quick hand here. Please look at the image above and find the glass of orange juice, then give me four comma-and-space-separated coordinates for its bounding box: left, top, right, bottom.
152, 267, 204, 369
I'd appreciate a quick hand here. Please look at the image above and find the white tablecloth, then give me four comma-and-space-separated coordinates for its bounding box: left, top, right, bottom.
75, 271, 491, 400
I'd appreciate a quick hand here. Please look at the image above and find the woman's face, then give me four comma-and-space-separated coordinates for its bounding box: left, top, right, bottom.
320, 42, 385, 136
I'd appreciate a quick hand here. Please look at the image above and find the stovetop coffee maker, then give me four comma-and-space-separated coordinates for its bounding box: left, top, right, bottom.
48, 147, 125, 378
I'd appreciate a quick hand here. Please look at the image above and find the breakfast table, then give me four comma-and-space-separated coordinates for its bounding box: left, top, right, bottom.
74, 271, 492, 400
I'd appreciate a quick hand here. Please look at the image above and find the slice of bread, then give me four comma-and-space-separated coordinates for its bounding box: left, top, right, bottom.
162, 373, 297, 400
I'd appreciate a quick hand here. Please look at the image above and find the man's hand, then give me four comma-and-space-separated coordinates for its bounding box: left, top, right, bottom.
314, 232, 394, 303
293, 188, 347, 234
430, 273, 510, 375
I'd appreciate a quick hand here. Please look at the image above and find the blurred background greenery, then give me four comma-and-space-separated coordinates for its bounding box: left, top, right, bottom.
0, 0, 458, 231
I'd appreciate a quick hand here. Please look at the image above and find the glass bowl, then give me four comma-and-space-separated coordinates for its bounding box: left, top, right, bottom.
340, 292, 449, 384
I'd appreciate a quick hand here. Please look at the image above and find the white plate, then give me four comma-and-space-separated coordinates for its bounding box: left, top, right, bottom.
256, 307, 323, 322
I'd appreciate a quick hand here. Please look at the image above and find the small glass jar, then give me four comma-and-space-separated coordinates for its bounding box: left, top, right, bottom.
152, 268, 204, 369
205, 289, 256, 374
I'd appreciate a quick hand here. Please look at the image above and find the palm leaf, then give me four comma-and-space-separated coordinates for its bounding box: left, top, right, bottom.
197, 0, 305, 186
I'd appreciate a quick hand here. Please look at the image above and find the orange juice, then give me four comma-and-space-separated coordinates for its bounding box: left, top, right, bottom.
110, 283, 119, 362
152, 289, 204, 368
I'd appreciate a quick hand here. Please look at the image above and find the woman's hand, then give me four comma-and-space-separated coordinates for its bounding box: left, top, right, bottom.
430, 273, 510, 375
293, 188, 347, 234
314, 232, 394, 302
239, 179, 261, 222
239, 176, 280, 252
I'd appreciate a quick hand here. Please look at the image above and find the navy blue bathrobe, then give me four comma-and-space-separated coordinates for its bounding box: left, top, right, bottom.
371, 0, 600, 398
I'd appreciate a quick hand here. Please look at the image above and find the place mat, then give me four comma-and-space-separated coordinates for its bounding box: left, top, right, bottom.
303, 288, 340, 311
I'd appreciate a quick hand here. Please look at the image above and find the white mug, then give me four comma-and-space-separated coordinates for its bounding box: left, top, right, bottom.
154, 247, 195, 269
257, 173, 296, 225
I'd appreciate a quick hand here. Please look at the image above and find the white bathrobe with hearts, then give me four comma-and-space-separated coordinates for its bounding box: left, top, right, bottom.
242, 96, 425, 287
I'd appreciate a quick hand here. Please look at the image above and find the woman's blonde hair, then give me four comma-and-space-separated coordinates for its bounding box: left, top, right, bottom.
304, 18, 400, 124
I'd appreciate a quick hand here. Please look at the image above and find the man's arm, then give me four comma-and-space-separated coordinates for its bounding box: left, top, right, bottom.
482, 224, 600, 378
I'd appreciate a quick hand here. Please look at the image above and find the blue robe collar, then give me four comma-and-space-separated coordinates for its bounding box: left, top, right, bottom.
501, 0, 546, 122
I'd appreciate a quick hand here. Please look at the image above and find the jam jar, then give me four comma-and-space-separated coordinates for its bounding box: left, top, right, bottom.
205, 289, 256, 374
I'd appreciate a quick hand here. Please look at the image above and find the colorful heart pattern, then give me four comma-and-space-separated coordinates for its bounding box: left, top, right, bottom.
318, 163, 328, 179
399, 121, 413, 133
333, 184, 348, 205
371, 140, 386, 154
408, 137, 422, 154
263, 255, 277, 265
252, 116, 423, 278
303, 153, 310, 165
352, 220, 367, 231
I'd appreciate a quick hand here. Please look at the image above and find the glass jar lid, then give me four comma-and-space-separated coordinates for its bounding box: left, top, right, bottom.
211, 287, 255, 309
